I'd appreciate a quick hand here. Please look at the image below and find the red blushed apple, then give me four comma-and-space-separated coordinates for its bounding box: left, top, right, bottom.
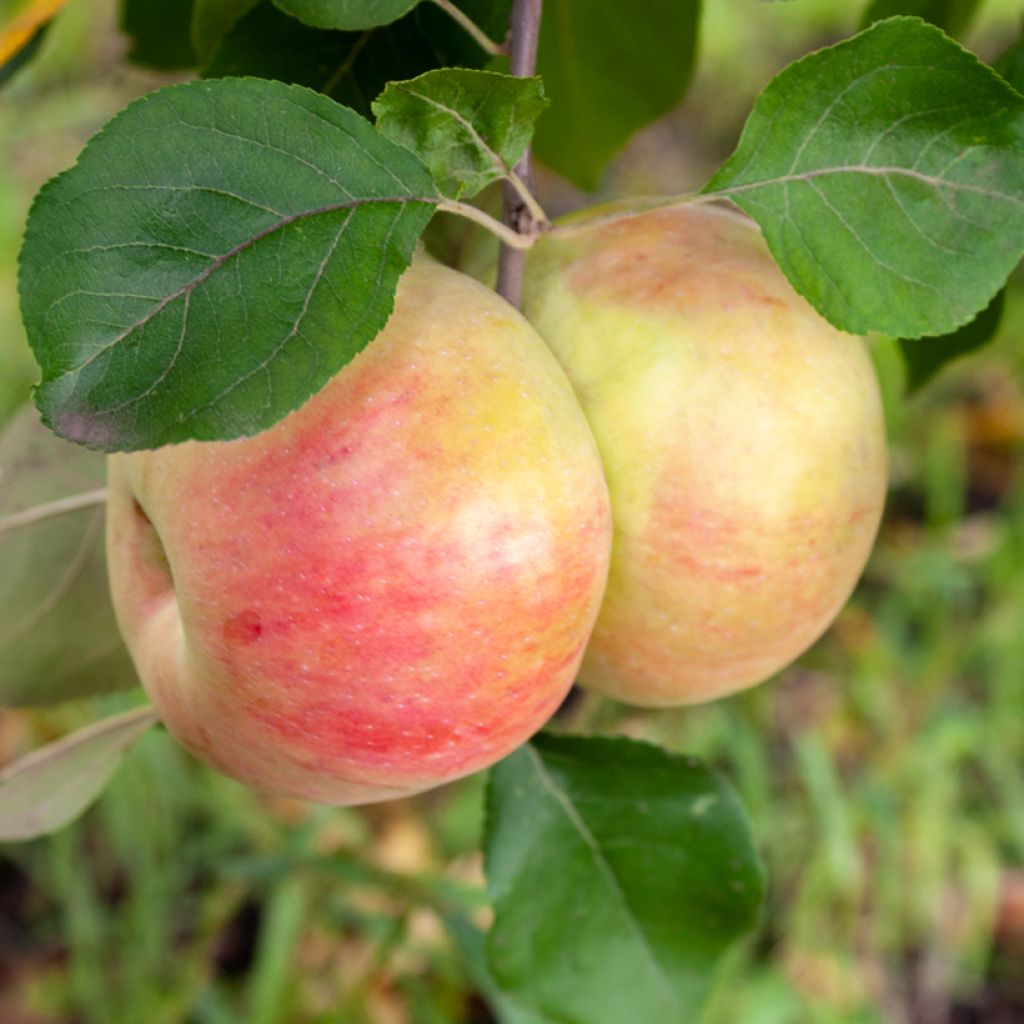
106, 259, 612, 804
522, 203, 888, 707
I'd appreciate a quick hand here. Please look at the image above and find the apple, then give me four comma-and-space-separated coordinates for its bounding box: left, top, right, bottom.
106, 258, 612, 804
522, 203, 887, 707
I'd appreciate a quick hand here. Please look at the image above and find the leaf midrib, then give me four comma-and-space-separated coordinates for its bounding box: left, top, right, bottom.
712, 163, 1024, 207
52, 193, 439, 385
524, 744, 682, 1019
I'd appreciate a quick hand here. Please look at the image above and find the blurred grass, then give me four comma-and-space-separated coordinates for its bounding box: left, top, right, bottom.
1, 1, 1023, 1022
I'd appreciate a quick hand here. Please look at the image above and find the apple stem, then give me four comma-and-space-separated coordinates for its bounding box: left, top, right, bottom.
496, 0, 543, 308
0, 487, 108, 535
429, 0, 507, 56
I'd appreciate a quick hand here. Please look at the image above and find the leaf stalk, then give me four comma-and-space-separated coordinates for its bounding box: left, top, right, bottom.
437, 199, 537, 249
429, 0, 507, 56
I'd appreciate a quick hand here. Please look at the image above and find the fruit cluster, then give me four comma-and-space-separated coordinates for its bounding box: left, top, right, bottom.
106, 205, 887, 804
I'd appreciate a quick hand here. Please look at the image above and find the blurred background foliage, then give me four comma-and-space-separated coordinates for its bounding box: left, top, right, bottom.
1, 0, 1023, 1021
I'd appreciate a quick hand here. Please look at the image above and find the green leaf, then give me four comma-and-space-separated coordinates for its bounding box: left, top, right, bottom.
533, 0, 700, 191
860, 0, 981, 36
121, 0, 197, 69
899, 287, 1005, 392
19, 78, 440, 451
190, 0, 258, 64
994, 36, 1024, 94
273, 0, 417, 30
0, 406, 138, 706
0, 705, 158, 841
705, 18, 1024, 339
888, 20, 1020, 391
444, 912, 556, 1024
204, 0, 508, 117
485, 734, 764, 1024
374, 70, 547, 200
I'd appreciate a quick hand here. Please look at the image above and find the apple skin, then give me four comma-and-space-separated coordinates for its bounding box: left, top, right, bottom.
522, 204, 887, 707
106, 259, 611, 804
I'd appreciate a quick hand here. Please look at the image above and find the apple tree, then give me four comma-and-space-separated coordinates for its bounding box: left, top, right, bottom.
1, 1, 1023, 1021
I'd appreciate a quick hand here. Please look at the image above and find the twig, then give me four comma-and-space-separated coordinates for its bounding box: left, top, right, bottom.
430, 0, 507, 56
0, 487, 108, 535
496, 0, 543, 308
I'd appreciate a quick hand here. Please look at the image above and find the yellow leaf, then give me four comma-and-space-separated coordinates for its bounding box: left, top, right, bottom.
0, 0, 68, 68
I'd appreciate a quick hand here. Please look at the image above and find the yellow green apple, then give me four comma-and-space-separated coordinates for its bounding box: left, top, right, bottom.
522, 204, 887, 707
106, 258, 612, 804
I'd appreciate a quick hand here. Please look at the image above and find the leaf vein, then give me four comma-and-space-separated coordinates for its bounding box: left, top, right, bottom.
525, 745, 681, 1015
47, 196, 437, 385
